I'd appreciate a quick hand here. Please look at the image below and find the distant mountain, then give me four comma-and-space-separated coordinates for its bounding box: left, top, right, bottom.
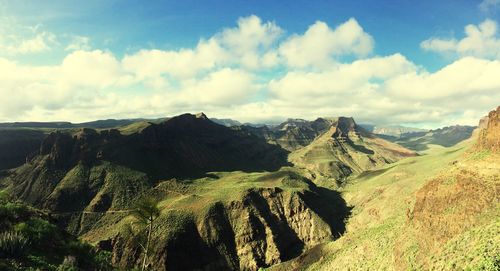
0, 119, 143, 129
289, 117, 416, 184
238, 118, 334, 151
371, 125, 427, 137
235, 117, 416, 184
210, 118, 242, 127
387, 125, 476, 151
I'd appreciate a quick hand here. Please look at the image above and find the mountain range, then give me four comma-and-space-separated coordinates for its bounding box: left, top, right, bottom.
0, 107, 498, 271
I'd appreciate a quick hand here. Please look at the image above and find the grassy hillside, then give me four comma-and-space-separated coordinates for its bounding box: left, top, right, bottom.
271, 136, 499, 270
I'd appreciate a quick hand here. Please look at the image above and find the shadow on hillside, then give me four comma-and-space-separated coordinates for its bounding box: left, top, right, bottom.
346, 138, 374, 155
302, 186, 352, 238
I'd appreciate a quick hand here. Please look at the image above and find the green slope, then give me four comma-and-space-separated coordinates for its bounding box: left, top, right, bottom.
271, 137, 499, 271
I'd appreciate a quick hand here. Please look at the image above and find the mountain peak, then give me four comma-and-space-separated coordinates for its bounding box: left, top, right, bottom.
196, 112, 208, 119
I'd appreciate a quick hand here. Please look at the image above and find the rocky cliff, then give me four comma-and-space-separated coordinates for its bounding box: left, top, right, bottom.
106, 179, 350, 271
477, 106, 500, 152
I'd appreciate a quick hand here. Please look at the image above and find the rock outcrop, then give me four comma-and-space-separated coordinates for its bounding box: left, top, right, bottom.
477, 106, 500, 152
110, 185, 350, 271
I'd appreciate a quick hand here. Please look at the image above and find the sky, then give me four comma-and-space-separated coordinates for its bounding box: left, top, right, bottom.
0, 0, 499, 128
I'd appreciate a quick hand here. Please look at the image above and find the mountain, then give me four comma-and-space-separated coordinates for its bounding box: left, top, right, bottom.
210, 118, 242, 127
4, 110, 494, 271
270, 107, 499, 271
0, 119, 142, 129
239, 118, 338, 151
0, 113, 353, 271
289, 117, 416, 184
2, 113, 289, 210
362, 124, 427, 137
382, 125, 476, 151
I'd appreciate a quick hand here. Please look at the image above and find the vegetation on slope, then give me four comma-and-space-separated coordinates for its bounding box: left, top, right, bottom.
271, 129, 499, 270
0, 191, 112, 271
289, 117, 415, 186
76, 169, 351, 270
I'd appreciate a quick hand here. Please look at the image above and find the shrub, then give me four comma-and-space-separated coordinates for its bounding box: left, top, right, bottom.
15, 217, 61, 247
0, 202, 32, 230
0, 231, 29, 258
56, 256, 78, 271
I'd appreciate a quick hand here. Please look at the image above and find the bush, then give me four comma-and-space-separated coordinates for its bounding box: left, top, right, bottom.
15, 217, 61, 247
56, 256, 78, 271
0, 202, 32, 230
0, 231, 29, 258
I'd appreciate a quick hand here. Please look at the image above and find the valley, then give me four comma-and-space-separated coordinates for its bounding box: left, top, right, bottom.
0, 107, 498, 270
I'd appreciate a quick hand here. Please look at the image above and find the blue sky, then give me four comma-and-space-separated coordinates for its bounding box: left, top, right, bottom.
1, 0, 499, 127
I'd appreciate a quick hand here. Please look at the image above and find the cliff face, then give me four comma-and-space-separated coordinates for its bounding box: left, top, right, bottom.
477, 106, 500, 152
0, 129, 45, 170
110, 185, 350, 271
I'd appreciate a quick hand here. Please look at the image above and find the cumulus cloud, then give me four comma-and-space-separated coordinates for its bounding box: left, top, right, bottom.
262, 54, 499, 127
269, 54, 415, 101
216, 15, 283, 69
122, 39, 225, 80
279, 18, 374, 68
0, 15, 498, 128
421, 19, 500, 59
0, 28, 57, 55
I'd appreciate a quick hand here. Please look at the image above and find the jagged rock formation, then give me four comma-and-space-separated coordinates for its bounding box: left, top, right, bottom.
289, 117, 416, 183
238, 118, 334, 151
107, 178, 350, 271
477, 106, 500, 152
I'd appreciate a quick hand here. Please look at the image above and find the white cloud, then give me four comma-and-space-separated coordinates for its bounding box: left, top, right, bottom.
385, 57, 500, 100
279, 18, 374, 68
122, 38, 225, 80
0, 15, 498, 128
421, 19, 500, 59
121, 15, 282, 81
61, 50, 134, 88
0, 29, 56, 55
256, 55, 499, 127
216, 15, 283, 69
176, 68, 257, 105
269, 54, 414, 101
